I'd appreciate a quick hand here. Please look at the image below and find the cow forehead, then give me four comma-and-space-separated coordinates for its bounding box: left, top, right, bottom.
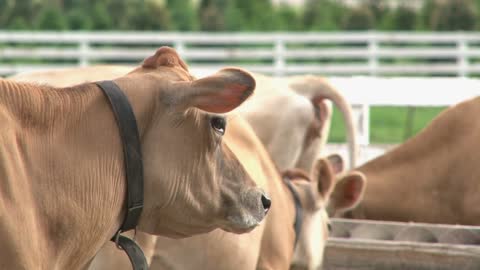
293, 180, 323, 211
130, 65, 195, 83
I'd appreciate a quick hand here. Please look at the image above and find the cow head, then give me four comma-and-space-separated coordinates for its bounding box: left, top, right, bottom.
113, 47, 269, 238
288, 155, 365, 270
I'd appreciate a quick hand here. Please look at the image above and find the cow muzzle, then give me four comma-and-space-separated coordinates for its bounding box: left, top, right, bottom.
222, 188, 270, 233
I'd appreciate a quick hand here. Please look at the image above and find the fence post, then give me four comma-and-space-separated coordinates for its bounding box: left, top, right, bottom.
356, 33, 377, 145
352, 104, 370, 146
174, 40, 186, 59
368, 33, 378, 77
457, 34, 468, 77
274, 38, 286, 77
79, 40, 89, 67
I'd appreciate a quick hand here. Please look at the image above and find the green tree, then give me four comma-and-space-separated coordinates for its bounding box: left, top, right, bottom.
166, 0, 197, 31
128, 1, 171, 30
303, 0, 344, 30
91, 2, 113, 30
8, 17, 29, 30
63, 0, 85, 10
276, 4, 300, 31
36, 5, 68, 30
2, 0, 38, 29
248, 0, 278, 31
362, 0, 389, 26
382, 5, 417, 31
392, 5, 417, 30
199, 0, 226, 31
7, 0, 36, 24
0, 0, 11, 27
417, 0, 436, 30
232, 0, 277, 31
73, 0, 137, 30
431, 0, 477, 30
67, 8, 93, 30
224, 0, 245, 31
342, 6, 374, 30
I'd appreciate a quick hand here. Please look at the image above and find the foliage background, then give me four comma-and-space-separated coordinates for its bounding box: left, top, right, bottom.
1, 0, 480, 32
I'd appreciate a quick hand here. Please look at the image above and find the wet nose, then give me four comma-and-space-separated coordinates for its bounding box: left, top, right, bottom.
261, 194, 271, 212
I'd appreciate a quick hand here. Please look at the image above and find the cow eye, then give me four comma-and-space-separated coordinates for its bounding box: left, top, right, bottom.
210, 117, 226, 135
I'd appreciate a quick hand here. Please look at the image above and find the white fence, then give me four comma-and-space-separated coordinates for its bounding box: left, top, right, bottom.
3, 31, 480, 144
3, 31, 480, 77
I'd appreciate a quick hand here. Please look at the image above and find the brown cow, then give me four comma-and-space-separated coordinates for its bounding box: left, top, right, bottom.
0, 47, 268, 269
90, 117, 365, 270
334, 96, 480, 225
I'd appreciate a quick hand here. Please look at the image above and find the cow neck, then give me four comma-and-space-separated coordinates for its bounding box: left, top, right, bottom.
0, 79, 93, 129
282, 176, 303, 247
96, 81, 148, 270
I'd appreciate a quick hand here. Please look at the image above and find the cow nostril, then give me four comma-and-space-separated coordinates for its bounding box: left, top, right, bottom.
261, 194, 271, 211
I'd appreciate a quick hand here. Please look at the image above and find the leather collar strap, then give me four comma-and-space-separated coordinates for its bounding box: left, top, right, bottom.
96, 81, 147, 270
282, 177, 303, 247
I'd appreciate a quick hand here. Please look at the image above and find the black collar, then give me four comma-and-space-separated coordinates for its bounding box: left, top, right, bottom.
96, 81, 148, 270
282, 176, 303, 247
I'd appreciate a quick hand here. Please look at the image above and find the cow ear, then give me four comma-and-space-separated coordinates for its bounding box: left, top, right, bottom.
327, 154, 344, 174
312, 158, 335, 198
330, 171, 365, 211
177, 68, 255, 113
142, 46, 189, 71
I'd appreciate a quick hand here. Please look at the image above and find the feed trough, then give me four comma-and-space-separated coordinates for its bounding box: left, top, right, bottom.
324, 218, 480, 270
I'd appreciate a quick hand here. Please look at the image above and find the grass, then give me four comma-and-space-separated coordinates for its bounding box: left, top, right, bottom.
328, 106, 446, 143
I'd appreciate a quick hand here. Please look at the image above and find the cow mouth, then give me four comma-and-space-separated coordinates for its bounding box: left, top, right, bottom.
222, 209, 265, 234
219, 186, 269, 233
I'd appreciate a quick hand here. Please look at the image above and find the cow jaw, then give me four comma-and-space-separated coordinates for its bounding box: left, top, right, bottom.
291, 210, 329, 270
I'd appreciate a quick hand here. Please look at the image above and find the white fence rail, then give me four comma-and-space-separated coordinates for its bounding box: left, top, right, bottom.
3, 31, 480, 144
3, 31, 480, 77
